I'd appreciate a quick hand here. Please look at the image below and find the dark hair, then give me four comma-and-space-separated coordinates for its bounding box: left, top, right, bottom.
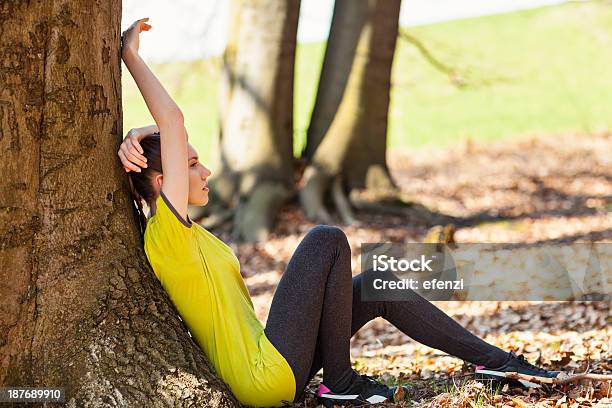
128, 133, 162, 235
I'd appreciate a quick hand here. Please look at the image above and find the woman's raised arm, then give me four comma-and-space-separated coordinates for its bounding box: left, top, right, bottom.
121, 18, 189, 219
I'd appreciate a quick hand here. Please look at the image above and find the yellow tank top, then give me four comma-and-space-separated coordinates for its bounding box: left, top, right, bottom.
144, 192, 296, 406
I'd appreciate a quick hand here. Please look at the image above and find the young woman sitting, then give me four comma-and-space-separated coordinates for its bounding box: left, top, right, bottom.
119, 18, 559, 407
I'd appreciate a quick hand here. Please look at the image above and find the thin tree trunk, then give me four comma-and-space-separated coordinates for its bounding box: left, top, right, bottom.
0, 2, 238, 406
210, 0, 300, 242
208, 0, 243, 208
341, 0, 400, 192
300, 0, 401, 224
302, 0, 367, 160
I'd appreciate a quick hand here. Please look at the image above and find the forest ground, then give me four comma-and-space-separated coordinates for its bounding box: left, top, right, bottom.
218, 132, 611, 407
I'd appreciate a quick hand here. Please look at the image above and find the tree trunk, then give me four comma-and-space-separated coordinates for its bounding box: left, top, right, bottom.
0, 2, 238, 406
205, 0, 300, 242
300, 0, 401, 224
207, 0, 242, 207
302, 0, 367, 160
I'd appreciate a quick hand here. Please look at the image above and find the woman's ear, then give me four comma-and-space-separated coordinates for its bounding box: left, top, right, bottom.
154, 173, 163, 191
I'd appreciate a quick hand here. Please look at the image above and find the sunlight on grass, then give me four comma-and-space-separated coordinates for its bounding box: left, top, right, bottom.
122, 1, 612, 163
388, 2, 612, 148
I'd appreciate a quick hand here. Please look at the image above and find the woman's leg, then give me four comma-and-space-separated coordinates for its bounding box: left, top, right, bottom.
304, 272, 510, 386
266, 226, 510, 400
264, 225, 358, 401
349, 272, 510, 366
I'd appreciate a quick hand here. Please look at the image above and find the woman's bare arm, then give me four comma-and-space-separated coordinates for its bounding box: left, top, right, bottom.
121, 18, 189, 218
132, 124, 159, 137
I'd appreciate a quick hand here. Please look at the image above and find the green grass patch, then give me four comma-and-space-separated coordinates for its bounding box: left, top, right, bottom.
388, 1, 612, 149
123, 1, 612, 163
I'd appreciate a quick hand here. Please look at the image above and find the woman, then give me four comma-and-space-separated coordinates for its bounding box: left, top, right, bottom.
119, 19, 558, 407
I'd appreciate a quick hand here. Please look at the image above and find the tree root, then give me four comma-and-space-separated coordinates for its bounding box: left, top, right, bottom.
233, 181, 292, 242
299, 165, 334, 224
331, 176, 356, 225
299, 166, 461, 226
200, 208, 234, 230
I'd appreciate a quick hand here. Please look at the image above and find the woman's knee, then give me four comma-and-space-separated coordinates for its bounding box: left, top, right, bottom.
307, 225, 350, 250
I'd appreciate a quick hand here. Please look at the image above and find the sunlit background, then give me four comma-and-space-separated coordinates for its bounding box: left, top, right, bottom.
121, 0, 612, 163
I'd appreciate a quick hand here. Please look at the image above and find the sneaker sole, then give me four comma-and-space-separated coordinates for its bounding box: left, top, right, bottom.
318, 393, 389, 408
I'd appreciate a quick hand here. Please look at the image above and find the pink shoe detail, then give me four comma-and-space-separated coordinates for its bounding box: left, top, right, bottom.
317, 384, 331, 397
476, 365, 486, 370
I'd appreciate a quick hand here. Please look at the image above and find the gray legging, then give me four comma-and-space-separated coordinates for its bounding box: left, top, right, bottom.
264, 225, 509, 402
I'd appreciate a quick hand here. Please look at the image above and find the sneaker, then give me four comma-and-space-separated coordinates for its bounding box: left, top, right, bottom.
317, 374, 401, 407
475, 352, 560, 388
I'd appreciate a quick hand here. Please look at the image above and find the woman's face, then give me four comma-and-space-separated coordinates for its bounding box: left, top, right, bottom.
186, 144, 212, 206
152, 144, 212, 207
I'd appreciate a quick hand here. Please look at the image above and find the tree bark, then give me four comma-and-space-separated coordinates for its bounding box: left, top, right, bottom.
300, 0, 401, 224
0, 2, 238, 406
208, 0, 242, 207
302, 0, 367, 160
205, 0, 300, 242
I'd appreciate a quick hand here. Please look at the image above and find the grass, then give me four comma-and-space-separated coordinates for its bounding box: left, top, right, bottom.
122, 1, 612, 163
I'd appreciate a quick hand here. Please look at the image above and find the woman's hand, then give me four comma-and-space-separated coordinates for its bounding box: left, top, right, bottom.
118, 128, 148, 173
121, 18, 152, 59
